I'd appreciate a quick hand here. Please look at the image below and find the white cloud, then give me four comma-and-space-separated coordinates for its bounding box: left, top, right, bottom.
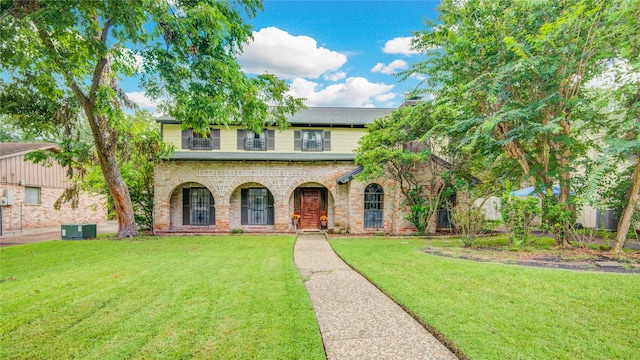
289, 77, 394, 107
382, 37, 419, 55
371, 59, 408, 75
127, 92, 159, 109
238, 27, 347, 79
375, 93, 397, 102
323, 71, 347, 81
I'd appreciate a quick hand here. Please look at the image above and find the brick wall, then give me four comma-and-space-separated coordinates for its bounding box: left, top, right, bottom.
1, 184, 107, 234
154, 160, 438, 235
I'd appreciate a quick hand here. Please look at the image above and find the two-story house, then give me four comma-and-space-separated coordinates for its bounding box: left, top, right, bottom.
153, 107, 444, 234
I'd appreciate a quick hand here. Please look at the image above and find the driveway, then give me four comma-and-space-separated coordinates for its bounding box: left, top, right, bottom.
0, 221, 119, 247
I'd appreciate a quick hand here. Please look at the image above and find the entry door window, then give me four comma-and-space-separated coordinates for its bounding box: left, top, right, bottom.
241, 188, 274, 225
364, 184, 384, 228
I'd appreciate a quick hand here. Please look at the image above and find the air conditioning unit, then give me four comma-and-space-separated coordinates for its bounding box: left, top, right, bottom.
0, 197, 8, 206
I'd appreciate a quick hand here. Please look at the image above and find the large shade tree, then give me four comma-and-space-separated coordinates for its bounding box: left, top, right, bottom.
0, 0, 303, 237
408, 0, 611, 247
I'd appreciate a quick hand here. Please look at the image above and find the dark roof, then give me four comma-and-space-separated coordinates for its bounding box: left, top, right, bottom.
336, 166, 364, 184
0, 143, 58, 159
286, 107, 393, 127
156, 107, 394, 127
166, 151, 356, 161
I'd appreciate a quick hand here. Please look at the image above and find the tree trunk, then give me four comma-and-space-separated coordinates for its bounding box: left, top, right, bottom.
96, 140, 138, 238
557, 148, 572, 249
613, 157, 640, 252
84, 111, 138, 238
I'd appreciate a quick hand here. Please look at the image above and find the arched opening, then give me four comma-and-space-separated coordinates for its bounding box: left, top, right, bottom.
364, 183, 384, 228
169, 182, 215, 229
291, 184, 332, 229
241, 187, 274, 225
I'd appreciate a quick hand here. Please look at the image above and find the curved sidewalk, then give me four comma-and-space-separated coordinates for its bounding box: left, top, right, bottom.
294, 233, 457, 360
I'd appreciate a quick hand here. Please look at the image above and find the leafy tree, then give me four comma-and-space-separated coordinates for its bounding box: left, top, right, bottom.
0, 0, 303, 237
408, 0, 611, 247
0, 116, 23, 142
83, 111, 171, 230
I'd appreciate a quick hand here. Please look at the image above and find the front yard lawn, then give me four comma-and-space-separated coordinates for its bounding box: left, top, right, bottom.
0, 236, 324, 360
330, 237, 640, 360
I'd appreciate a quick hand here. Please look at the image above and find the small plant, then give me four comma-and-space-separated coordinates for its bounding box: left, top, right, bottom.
320, 215, 328, 221
541, 198, 574, 248
291, 214, 301, 220
450, 204, 486, 247
481, 220, 501, 233
231, 229, 243, 234
500, 190, 541, 250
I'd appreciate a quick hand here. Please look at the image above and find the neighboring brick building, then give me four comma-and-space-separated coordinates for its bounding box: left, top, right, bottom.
0, 143, 107, 236
154, 107, 445, 235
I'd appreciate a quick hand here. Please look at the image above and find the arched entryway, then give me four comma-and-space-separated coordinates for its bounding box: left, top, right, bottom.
229, 182, 276, 231
291, 183, 333, 230
168, 182, 215, 230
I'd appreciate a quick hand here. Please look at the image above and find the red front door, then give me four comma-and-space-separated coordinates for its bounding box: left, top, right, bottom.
300, 189, 321, 229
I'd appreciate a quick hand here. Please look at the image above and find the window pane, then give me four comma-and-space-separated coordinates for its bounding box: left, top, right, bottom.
244, 131, 267, 151
248, 188, 268, 225
243, 188, 274, 225
302, 131, 323, 151
364, 184, 383, 228
25, 187, 40, 205
191, 188, 211, 225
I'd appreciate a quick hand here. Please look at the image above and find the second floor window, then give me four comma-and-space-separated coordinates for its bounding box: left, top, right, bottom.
237, 130, 275, 151
294, 130, 331, 152
181, 128, 220, 150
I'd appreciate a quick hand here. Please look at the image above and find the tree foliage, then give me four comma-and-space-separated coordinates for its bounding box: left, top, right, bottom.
355, 102, 468, 235
0, 0, 303, 237
590, 1, 640, 251
84, 111, 172, 230
406, 0, 615, 247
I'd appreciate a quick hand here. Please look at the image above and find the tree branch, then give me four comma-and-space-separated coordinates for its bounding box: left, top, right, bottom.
88, 18, 113, 104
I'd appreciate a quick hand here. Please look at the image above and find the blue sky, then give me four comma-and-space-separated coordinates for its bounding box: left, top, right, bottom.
127, 1, 441, 110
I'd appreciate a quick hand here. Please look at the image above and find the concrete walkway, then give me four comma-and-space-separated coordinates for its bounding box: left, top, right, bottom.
294, 233, 457, 360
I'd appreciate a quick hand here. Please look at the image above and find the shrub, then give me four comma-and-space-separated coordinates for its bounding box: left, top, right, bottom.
541, 198, 574, 247
481, 219, 502, 233
500, 194, 541, 249
451, 205, 486, 247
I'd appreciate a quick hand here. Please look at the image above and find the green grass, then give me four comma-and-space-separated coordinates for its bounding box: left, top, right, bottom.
330, 238, 640, 360
0, 236, 324, 360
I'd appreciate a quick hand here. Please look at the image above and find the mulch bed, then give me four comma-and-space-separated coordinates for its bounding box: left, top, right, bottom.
424, 246, 640, 274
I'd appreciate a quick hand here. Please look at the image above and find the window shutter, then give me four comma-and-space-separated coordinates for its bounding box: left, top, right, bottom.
210, 129, 220, 150
241, 189, 248, 225
323, 131, 331, 151
181, 129, 193, 149
237, 130, 246, 150
267, 191, 275, 225
266, 130, 275, 150
294, 130, 301, 150
209, 192, 216, 225
182, 188, 190, 225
